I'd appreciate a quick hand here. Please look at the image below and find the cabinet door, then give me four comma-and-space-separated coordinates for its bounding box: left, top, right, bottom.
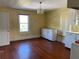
76, 35, 79, 40
0, 12, 10, 46
41, 29, 48, 39
46, 30, 53, 40
70, 44, 79, 59
68, 0, 79, 9
63, 33, 75, 48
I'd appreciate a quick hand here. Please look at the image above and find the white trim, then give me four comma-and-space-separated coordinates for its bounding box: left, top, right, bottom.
10, 35, 40, 41
0, 42, 10, 46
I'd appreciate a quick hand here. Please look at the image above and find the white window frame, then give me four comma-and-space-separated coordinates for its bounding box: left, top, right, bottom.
18, 14, 29, 32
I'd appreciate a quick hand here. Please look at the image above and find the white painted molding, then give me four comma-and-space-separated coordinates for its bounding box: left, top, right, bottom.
10, 35, 40, 41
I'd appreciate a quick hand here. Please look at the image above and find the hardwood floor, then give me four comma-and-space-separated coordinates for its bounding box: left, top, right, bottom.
0, 38, 70, 59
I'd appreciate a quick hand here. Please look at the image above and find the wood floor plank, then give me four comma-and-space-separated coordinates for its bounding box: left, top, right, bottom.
0, 38, 70, 59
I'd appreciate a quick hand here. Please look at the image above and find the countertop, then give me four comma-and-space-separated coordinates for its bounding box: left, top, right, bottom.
67, 31, 79, 35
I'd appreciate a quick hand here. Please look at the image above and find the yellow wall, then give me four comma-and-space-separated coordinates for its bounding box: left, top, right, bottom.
1, 6, 79, 41
45, 8, 76, 42
0, 7, 45, 41
45, 8, 71, 30
45, 8, 78, 33
72, 25, 79, 32
45, 7, 79, 39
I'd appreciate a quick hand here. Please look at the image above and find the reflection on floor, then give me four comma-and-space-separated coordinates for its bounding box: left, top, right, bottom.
0, 38, 70, 59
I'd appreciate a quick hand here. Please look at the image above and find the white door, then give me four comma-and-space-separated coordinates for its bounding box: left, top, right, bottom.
0, 12, 10, 46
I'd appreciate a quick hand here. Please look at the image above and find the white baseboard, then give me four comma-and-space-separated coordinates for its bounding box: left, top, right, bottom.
0, 42, 10, 46
10, 35, 40, 41
0, 35, 40, 46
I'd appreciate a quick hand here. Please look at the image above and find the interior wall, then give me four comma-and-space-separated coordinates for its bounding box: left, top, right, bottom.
1, 6, 79, 42
71, 10, 79, 32
72, 25, 79, 32
0, 7, 45, 41
45, 8, 69, 29
45, 8, 78, 34
45, 8, 75, 42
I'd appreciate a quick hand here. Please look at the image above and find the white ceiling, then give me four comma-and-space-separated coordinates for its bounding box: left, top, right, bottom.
0, 0, 67, 11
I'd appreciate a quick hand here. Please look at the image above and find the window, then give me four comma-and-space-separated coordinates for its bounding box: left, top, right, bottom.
19, 15, 29, 32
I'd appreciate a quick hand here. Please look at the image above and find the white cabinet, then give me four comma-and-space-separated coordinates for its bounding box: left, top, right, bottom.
70, 43, 79, 59
63, 32, 76, 48
42, 29, 48, 39
41, 28, 56, 41
68, 0, 79, 9
76, 35, 79, 40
